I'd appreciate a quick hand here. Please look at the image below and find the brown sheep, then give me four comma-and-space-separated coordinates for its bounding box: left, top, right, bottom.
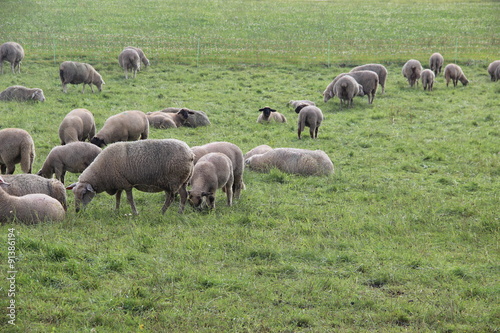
295, 104, 323, 139
0, 128, 35, 174
402, 59, 423, 87
58, 108, 96, 145
0, 42, 24, 74
90, 110, 149, 148
444, 64, 469, 87
429, 53, 444, 76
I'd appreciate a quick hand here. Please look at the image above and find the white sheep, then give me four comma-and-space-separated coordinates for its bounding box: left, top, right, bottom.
444, 64, 469, 87
59, 61, 105, 93
487, 60, 500, 81
245, 148, 334, 176
0, 128, 35, 174
188, 152, 234, 210
421, 69, 436, 91
146, 112, 178, 129
257, 106, 287, 123
295, 104, 323, 139
350, 64, 387, 93
58, 108, 96, 145
0, 85, 45, 102
158, 107, 211, 127
125, 46, 150, 67
66, 139, 194, 215
154, 109, 194, 128
288, 100, 316, 109
429, 53, 444, 76
332, 75, 364, 106
244, 145, 273, 160
90, 110, 149, 147
402, 59, 423, 87
119, 48, 140, 79
37, 142, 102, 184
345, 70, 379, 104
0, 176, 65, 224
0, 42, 24, 74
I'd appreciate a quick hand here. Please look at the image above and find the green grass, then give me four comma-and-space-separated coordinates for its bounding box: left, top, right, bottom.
1, 1, 500, 332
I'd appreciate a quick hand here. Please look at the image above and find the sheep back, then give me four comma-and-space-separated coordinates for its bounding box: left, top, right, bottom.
244, 145, 273, 160
91, 110, 149, 147
295, 105, 323, 139
487, 60, 500, 81
350, 64, 387, 93
333, 75, 362, 106
119, 48, 141, 79
146, 112, 177, 129
288, 100, 316, 108
429, 53, 444, 76
347, 70, 379, 104
59, 61, 105, 93
0, 128, 35, 174
402, 59, 423, 87
444, 64, 469, 87
59, 108, 96, 144
0, 42, 24, 74
159, 107, 211, 127
0, 85, 45, 102
125, 46, 150, 67
421, 69, 436, 91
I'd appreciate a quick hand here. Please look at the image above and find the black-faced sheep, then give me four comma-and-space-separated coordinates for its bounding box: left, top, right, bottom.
66, 139, 194, 215
244, 145, 273, 160
188, 152, 234, 210
333, 75, 364, 106
149, 109, 194, 128
350, 64, 387, 93
58, 108, 96, 145
245, 148, 334, 176
0, 42, 24, 74
429, 53, 444, 76
444, 64, 469, 87
295, 104, 323, 139
90, 110, 149, 148
146, 112, 178, 129
125, 46, 150, 67
0, 85, 45, 102
0, 128, 35, 174
37, 142, 102, 184
119, 48, 140, 79
257, 106, 287, 123
288, 100, 316, 109
402, 59, 423, 87
487, 60, 500, 81
421, 69, 436, 91
59, 61, 105, 93
158, 107, 211, 127
0, 176, 65, 224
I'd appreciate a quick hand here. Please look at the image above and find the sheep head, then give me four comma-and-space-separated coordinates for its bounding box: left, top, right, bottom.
188, 190, 215, 210
90, 137, 106, 148
259, 106, 276, 119
66, 182, 96, 212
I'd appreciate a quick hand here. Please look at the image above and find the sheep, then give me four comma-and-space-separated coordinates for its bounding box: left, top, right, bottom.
444, 64, 469, 87
125, 46, 150, 67
402, 59, 423, 87
66, 139, 194, 215
0, 128, 35, 174
257, 106, 287, 123
90, 110, 149, 148
421, 69, 436, 91
0, 176, 65, 224
244, 145, 273, 160
118, 48, 140, 79
332, 75, 364, 106
245, 148, 334, 176
486, 60, 500, 81
158, 107, 211, 127
350, 64, 387, 93
148, 108, 194, 128
59, 61, 105, 93
429, 53, 444, 76
191, 142, 245, 199
188, 153, 234, 210
37, 142, 102, 184
146, 112, 178, 129
345, 70, 379, 104
323, 73, 365, 104
0, 42, 24, 74
58, 108, 96, 145
295, 104, 323, 139
0, 85, 45, 102
288, 100, 316, 108
2, 174, 67, 210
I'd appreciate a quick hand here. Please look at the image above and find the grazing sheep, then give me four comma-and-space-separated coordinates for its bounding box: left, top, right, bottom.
350, 64, 388, 93
188, 153, 234, 210
288, 100, 316, 108
125, 46, 150, 67
244, 145, 273, 160
421, 69, 436, 91
487, 60, 500, 81
119, 48, 140, 79
66, 139, 194, 215
346, 70, 379, 104
37, 142, 102, 184
245, 148, 334, 176
402, 59, 423, 87
333, 75, 364, 106
0, 128, 35, 174
295, 104, 323, 139
0, 42, 24, 74
90, 110, 149, 148
58, 108, 96, 145
323, 73, 366, 103
429, 53, 444, 76
191, 141, 245, 199
59, 61, 105, 93
2, 174, 67, 210
158, 107, 211, 127
257, 106, 287, 123
444, 64, 469, 87
146, 112, 177, 129
0, 176, 65, 224
0, 85, 45, 102
150, 109, 194, 128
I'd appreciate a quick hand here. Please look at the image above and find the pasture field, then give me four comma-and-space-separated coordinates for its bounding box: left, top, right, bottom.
0, 0, 499, 332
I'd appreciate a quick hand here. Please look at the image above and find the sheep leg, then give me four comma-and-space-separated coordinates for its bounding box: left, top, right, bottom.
90, 84, 95, 93
6, 164, 15, 174
11, 63, 15, 74
177, 184, 189, 214
309, 127, 315, 139
315, 126, 319, 139
161, 191, 175, 214
62, 83, 68, 93
125, 189, 138, 215
225, 183, 233, 206
0, 164, 5, 174
115, 190, 122, 211
81, 84, 85, 94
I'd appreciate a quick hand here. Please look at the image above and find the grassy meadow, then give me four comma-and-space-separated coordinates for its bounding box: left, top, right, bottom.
1, 0, 499, 332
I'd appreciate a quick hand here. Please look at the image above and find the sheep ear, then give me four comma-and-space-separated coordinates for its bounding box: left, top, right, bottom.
86, 184, 95, 192
66, 183, 77, 190
31, 92, 37, 99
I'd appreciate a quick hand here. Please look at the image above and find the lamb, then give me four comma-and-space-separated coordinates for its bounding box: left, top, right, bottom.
288, 100, 316, 108
487, 60, 500, 81
147, 109, 194, 128
350, 64, 388, 93
124, 46, 150, 67
188, 153, 234, 210
146, 112, 178, 129
90, 110, 149, 147
0, 128, 35, 174
118, 48, 140, 79
191, 141, 245, 199
37, 142, 102, 184
444, 64, 469, 87
421, 69, 436, 91
402, 59, 423, 87
257, 106, 287, 123
2, 174, 67, 210
332, 75, 364, 106
244, 145, 273, 160
59, 61, 105, 93
158, 107, 211, 127
245, 148, 334, 176
0, 85, 45, 102
429, 53, 444, 76
0, 42, 24, 74
66, 139, 194, 215
58, 108, 96, 145
0, 176, 65, 224
295, 104, 323, 139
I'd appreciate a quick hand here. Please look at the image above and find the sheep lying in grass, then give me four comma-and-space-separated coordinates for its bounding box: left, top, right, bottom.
421, 69, 435, 91
146, 112, 177, 129
67, 139, 194, 215
150, 109, 194, 128
37, 142, 102, 184
244, 145, 273, 160
350, 64, 387, 93
59, 108, 96, 145
288, 100, 316, 108
257, 106, 287, 123
0, 176, 65, 224
487, 60, 500, 81
90, 110, 149, 147
0, 42, 24, 74
0, 85, 45, 102
188, 153, 234, 210
158, 107, 211, 127
245, 148, 334, 176
429, 53, 444, 76
402, 59, 423, 87
119, 48, 140, 79
444, 64, 469, 87
295, 104, 323, 139
333, 75, 364, 106
59, 61, 105, 93
125, 46, 150, 67
0, 128, 35, 174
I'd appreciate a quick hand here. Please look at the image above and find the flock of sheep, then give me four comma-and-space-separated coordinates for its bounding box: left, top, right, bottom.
0, 40, 499, 224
